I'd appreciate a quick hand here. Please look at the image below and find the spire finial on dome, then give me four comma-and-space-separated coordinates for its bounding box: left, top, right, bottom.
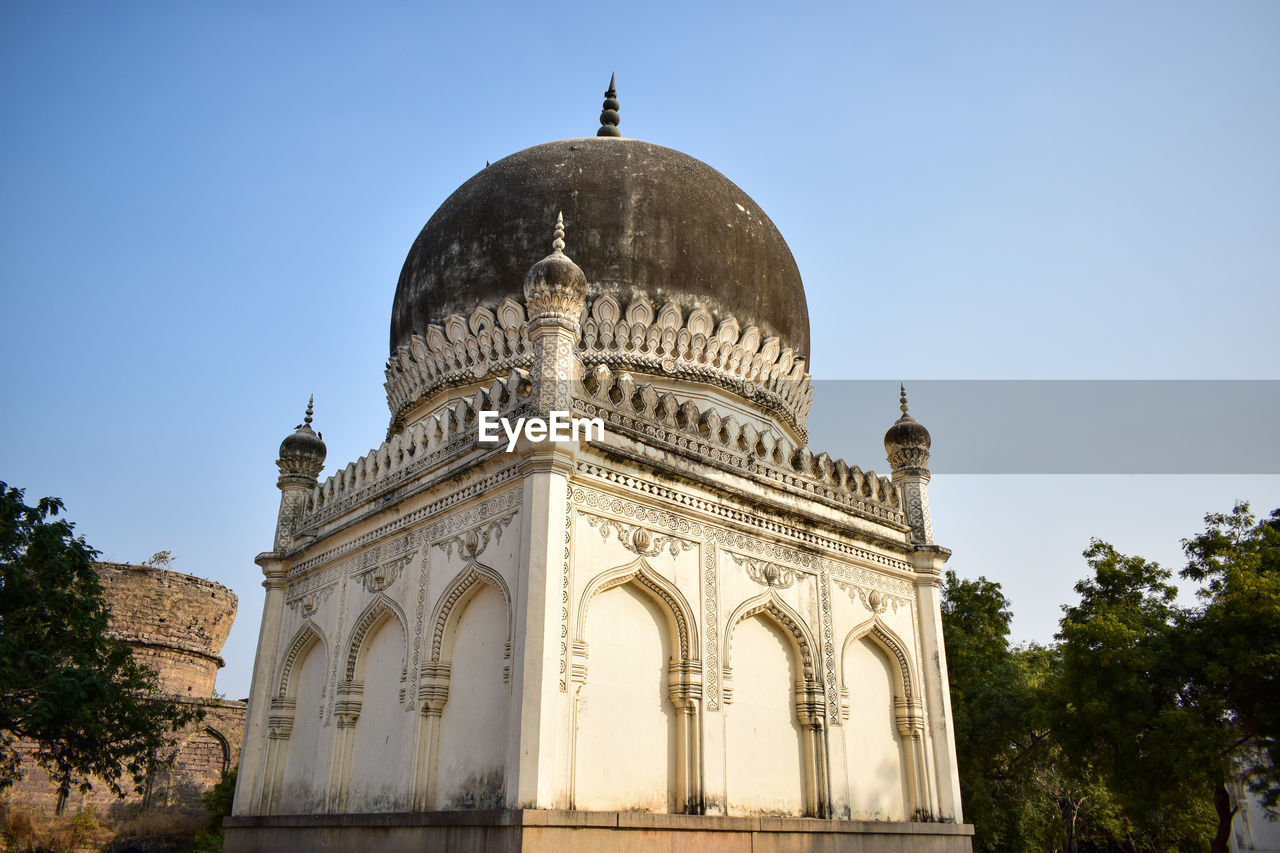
552, 211, 566, 253
598, 73, 621, 137
899, 383, 909, 418
304, 394, 315, 427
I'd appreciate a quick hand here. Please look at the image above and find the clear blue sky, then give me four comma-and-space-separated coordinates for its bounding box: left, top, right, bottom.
2, 2, 1277, 699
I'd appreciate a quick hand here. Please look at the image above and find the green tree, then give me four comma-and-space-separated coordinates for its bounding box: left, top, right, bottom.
0, 482, 199, 806
942, 571, 1060, 852
1054, 540, 1219, 851
191, 765, 237, 853
1181, 503, 1280, 850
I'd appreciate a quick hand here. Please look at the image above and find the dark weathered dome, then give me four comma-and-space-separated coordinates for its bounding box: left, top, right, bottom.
278, 397, 326, 473
279, 425, 326, 467
390, 137, 810, 359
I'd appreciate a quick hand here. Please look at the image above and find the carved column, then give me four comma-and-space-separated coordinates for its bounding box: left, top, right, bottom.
668, 659, 705, 814
415, 664, 451, 809
260, 697, 295, 813
509, 448, 575, 808
895, 697, 929, 817
232, 556, 289, 815
236, 403, 325, 815
795, 681, 831, 818
325, 681, 362, 812
912, 545, 962, 821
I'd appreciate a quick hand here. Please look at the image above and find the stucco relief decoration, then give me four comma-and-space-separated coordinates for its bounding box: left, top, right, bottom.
819, 564, 838, 725
560, 483, 571, 692
422, 489, 522, 542
571, 486, 705, 540
703, 540, 720, 711
435, 509, 517, 561
834, 578, 911, 615
581, 512, 695, 559
351, 530, 423, 593
828, 560, 914, 596
286, 585, 335, 617
729, 551, 796, 589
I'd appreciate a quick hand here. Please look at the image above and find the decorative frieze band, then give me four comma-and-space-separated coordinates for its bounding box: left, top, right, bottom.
575, 462, 911, 570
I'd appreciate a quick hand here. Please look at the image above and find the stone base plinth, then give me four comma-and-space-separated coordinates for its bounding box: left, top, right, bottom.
223, 810, 974, 853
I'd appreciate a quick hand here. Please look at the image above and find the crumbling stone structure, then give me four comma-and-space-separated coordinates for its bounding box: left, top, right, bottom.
4, 563, 246, 818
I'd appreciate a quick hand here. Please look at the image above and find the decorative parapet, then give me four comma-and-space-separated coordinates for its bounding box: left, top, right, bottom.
575, 363, 903, 524
384, 295, 813, 438
385, 300, 532, 433
301, 370, 532, 528
323, 357, 899, 537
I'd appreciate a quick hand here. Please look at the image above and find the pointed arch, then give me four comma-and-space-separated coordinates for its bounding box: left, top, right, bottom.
427, 562, 513, 665
343, 592, 409, 684
276, 621, 328, 700
723, 589, 817, 682
575, 556, 698, 661
200, 726, 232, 775
841, 617, 916, 703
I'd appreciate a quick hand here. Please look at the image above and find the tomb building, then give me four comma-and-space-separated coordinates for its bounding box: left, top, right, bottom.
225, 80, 973, 852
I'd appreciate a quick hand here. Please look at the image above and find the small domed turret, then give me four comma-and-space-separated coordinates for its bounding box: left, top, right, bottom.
884, 384, 931, 471
278, 396, 326, 480
523, 212, 587, 321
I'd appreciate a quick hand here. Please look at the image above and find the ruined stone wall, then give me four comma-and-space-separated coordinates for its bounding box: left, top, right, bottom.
3, 563, 247, 819
95, 562, 238, 697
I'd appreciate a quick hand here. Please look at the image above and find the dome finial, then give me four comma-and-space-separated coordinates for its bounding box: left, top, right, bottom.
598, 73, 621, 137
899, 383, 909, 417
304, 394, 315, 427
552, 211, 566, 253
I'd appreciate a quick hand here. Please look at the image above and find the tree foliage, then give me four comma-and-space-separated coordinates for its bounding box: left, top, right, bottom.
944, 502, 1279, 852
0, 482, 199, 803
1181, 503, 1280, 810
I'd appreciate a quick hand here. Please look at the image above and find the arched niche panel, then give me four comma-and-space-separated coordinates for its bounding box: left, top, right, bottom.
840, 618, 925, 819
274, 635, 328, 814
342, 598, 413, 812
721, 590, 828, 817
724, 612, 806, 816
427, 565, 512, 809
572, 580, 678, 813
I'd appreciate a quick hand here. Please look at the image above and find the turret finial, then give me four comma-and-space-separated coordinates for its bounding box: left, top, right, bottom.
552, 211, 566, 253
899, 383, 909, 417
304, 395, 315, 427
598, 73, 621, 137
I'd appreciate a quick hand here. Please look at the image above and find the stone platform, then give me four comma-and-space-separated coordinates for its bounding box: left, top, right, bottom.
222, 810, 974, 852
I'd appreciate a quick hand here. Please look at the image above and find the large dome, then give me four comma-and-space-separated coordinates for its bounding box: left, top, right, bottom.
390, 137, 810, 359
